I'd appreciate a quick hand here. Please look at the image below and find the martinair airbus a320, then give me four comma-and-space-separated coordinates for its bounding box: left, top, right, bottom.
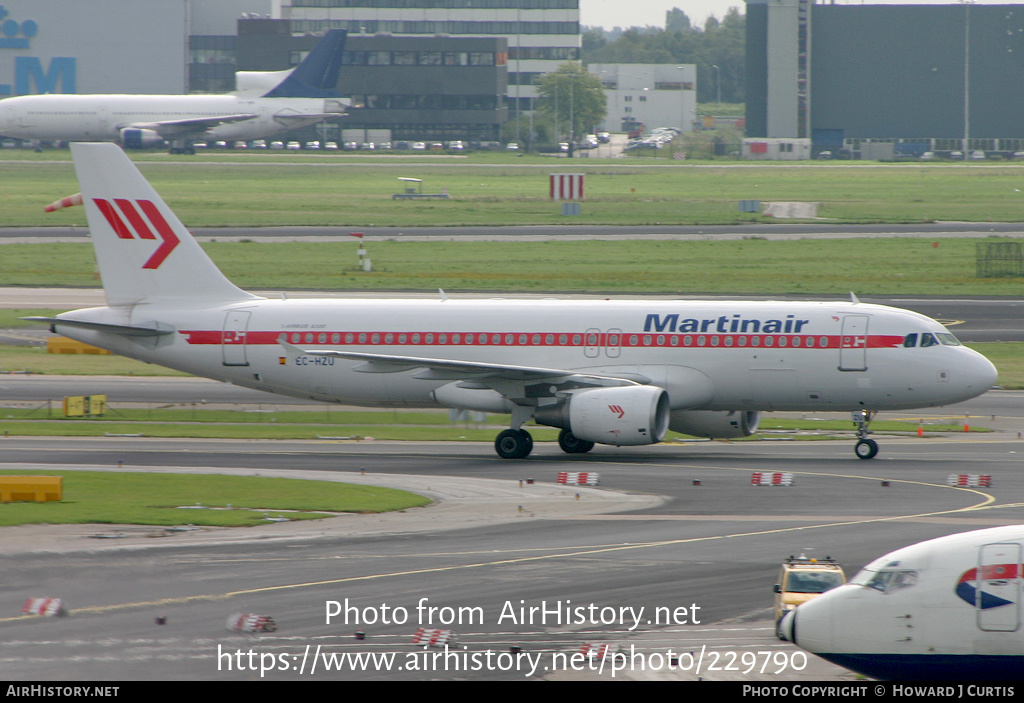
29, 143, 998, 460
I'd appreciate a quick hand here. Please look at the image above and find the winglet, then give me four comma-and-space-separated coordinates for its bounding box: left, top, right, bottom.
850, 292, 860, 304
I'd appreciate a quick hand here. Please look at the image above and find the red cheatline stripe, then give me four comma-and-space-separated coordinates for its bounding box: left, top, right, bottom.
179, 329, 906, 349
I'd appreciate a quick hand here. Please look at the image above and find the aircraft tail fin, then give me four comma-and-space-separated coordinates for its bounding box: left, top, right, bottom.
261, 29, 347, 98
68, 142, 259, 307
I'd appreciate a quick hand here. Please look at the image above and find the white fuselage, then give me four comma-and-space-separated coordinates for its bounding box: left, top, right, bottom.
0, 94, 338, 142
784, 526, 1024, 681
58, 297, 996, 413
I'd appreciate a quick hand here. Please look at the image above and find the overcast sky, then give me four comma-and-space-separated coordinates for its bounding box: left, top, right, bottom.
581, 0, 1017, 30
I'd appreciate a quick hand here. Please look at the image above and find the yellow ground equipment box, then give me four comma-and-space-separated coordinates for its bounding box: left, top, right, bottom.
0, 476, 63, 502
46, 336, 111, 354
63, 394, 107, 417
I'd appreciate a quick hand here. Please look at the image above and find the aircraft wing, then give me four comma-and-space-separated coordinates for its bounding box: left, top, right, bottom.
280, 342, 642, 392
120, 114, 258, 137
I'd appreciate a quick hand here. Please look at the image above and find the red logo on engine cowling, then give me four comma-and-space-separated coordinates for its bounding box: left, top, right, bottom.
609, 404, 625, 419
92, 198, 180, 269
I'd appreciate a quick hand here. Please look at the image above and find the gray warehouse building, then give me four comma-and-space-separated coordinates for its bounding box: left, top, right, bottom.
235, 20, 508, 142
746, 0, 1024, 156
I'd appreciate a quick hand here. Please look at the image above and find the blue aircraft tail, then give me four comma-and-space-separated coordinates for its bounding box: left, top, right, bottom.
262, 29, 347, 98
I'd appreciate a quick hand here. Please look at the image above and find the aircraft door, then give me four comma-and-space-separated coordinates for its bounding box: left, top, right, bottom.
222, 311, 251, 366
839, 315, 869, 371
605, 328, 622, 358
584, 328, 600, 358
976, 542, 1022, 632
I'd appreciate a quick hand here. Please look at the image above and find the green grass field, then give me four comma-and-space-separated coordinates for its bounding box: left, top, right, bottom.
0, 469, 431, 527
7, 151, 1024, 227
4, 237, 1024, 296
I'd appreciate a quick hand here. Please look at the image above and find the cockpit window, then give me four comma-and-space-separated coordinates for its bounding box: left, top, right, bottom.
905, 332, 962, 348
860, 569, 918, 593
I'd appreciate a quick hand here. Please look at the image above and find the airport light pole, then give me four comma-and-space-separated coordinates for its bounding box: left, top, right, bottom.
962, 1, 972, 158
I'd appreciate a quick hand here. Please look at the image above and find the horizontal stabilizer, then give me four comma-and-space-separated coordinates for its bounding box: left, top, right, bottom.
22, 317, 173, 338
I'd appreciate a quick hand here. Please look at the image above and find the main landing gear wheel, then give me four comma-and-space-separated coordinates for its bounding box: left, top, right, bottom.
558, 429, 595, 455
855, 438, 879, 460
495, 429, 533, 459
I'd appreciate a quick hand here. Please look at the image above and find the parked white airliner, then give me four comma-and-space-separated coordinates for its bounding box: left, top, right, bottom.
28, 143, 997, 459
780, 526, 1024, 681
0, 30, 347, 154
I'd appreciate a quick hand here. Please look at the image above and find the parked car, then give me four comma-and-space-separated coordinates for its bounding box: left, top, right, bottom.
505, 142, 519, 151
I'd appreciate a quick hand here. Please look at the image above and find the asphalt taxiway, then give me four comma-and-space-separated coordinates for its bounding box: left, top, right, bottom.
1, 428, 1022, 682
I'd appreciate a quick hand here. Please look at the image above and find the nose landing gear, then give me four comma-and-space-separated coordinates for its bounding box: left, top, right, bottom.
852, 409, 879, 459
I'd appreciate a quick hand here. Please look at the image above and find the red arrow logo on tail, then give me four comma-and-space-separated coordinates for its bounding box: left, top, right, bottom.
92, 198, 180, 269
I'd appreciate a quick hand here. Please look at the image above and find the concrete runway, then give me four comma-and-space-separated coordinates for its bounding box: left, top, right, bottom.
1, 425, 1022, 682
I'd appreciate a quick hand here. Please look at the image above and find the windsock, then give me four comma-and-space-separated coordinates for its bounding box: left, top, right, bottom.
45, 193, 83, 213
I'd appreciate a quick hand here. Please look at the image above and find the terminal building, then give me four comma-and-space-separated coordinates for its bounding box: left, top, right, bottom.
746, 0, 1024, 157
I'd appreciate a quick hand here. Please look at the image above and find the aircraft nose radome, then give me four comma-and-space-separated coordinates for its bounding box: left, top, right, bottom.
778, 610, 795, 642
965, 350, 999, 393
783, 590, 835, 653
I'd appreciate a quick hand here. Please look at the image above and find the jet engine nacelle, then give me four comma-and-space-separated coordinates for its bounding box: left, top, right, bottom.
120, 128, 164, 149
535, 386, 670, 446
668, 409, 760, 439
